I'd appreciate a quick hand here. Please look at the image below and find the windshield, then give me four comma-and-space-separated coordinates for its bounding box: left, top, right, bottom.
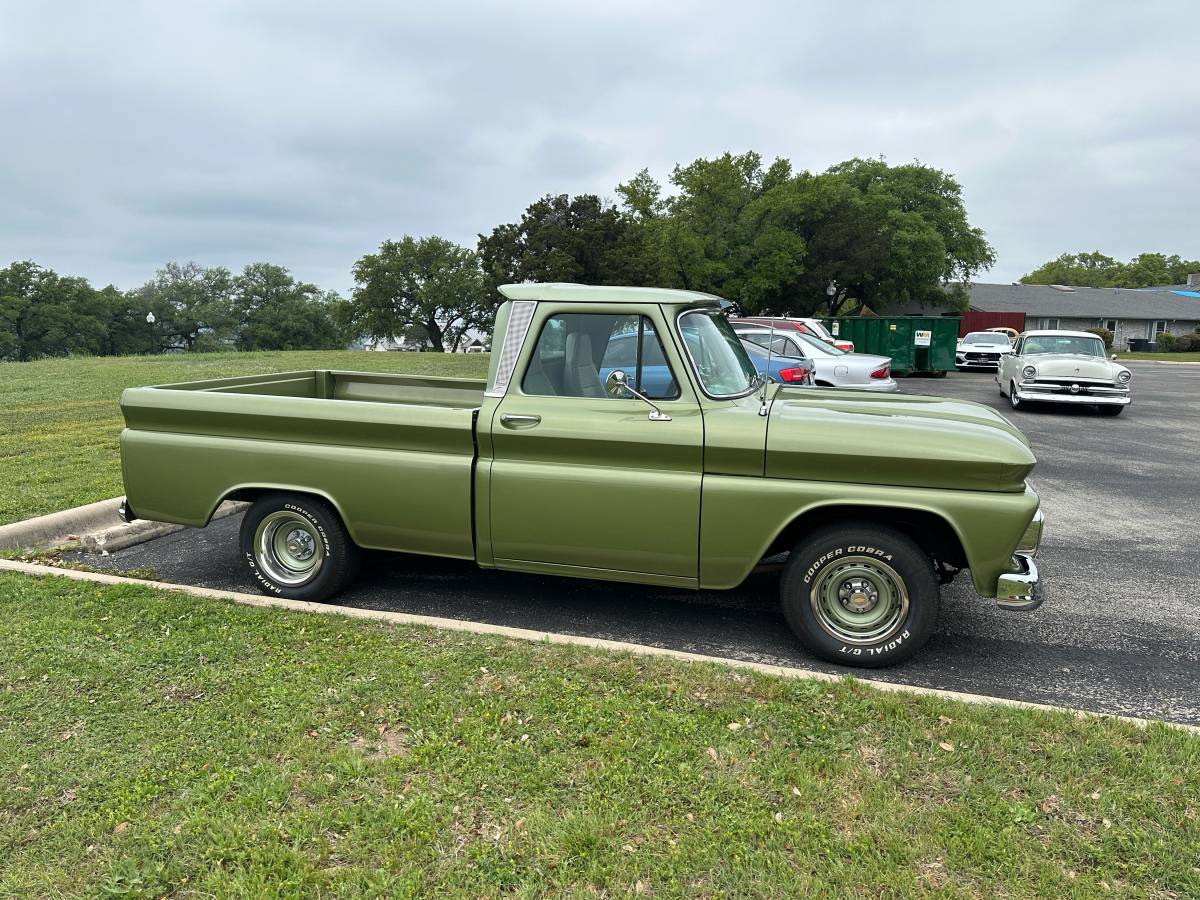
792, 330, 845, 356
963, 332, 1004, 344
1022, 335, 1106, 357
679, 310, 759, 397
804, 320, 835, 342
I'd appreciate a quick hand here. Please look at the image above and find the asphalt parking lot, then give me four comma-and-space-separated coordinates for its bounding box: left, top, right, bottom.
70, 361, 1200, 725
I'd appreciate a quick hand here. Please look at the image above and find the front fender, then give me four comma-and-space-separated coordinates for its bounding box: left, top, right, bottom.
699, 475, 1039, 595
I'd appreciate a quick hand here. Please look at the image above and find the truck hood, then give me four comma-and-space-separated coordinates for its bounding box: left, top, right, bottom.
1025, 354, 1117, 380
766, 388, 1036, 492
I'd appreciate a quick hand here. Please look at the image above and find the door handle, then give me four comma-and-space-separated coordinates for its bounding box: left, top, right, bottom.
500, 413, 541, 429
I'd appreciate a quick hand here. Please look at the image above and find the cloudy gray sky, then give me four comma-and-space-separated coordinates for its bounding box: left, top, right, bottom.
2, 0, 1197, 293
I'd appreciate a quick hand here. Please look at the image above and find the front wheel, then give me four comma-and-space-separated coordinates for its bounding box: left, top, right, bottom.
1009, 381, 1024, 410
781, 524, 939, 667
239, 493, 361, 601
1096, 404, 1125, 416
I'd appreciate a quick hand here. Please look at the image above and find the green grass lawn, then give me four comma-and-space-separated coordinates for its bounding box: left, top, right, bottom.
0, 351, 489, 526
1117, 351, 1200, 361
1, 572, 1196, 898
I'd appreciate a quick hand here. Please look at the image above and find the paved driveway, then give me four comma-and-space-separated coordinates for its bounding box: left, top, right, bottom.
71, 361, 1200, 725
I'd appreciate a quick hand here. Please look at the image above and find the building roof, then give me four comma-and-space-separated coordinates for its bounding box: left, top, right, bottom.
965, 282, 1200, 321
499, 282, 724, 306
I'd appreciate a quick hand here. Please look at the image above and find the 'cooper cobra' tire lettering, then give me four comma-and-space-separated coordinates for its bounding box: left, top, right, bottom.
240, 493, 361, 603
783, 526, 937, 668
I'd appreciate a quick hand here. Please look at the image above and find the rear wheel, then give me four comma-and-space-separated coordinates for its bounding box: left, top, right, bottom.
239, 493, 361, 601
780, 524, 939, 667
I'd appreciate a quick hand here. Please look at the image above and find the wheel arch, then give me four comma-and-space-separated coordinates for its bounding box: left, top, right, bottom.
760, 502, 969, 572
215, 485, 359, 545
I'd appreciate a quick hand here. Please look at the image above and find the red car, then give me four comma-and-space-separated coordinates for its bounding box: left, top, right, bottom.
732, 317, 855, 352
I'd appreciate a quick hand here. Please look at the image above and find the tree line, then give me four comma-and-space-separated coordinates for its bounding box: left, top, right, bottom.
1020, 251, 1200, 289
4, 151, 1002, 361
0, 260, 344, 362
338, 153, 998, 354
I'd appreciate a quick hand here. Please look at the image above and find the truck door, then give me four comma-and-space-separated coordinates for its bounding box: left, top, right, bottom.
488, 307, 703, 582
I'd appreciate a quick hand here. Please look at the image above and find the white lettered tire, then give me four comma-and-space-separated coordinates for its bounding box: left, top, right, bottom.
239, 493, 361, 602
781, 523, 939, 667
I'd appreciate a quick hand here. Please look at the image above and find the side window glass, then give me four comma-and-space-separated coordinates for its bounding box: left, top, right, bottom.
523, 313, 680, 400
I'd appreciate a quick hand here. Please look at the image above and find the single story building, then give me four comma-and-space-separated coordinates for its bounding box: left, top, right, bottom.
878, 279, 1200, 348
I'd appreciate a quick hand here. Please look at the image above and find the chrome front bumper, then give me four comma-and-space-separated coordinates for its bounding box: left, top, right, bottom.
1015, 383, 1130, 405
995, 509, 1044, 611
996, 553, 1043, 611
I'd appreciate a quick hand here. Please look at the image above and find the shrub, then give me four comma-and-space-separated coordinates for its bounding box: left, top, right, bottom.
1156, 331, 1175, 351
1087, 327, 1113, 348
1171, 333, 1195, 352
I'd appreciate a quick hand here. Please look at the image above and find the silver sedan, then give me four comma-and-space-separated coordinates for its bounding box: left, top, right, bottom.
732, 325, 898, 391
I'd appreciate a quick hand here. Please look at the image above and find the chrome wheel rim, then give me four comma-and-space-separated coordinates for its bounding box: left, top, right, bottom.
1009, 383, 1021, 408
809, 556, 909, 645
254, 511, 324, 586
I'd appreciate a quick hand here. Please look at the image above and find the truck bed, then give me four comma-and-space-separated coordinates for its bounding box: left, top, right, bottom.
119, 370, 486, 559
147, 369, 485, 409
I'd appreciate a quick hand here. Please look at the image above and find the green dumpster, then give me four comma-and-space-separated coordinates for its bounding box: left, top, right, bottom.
822, 316, 959, 376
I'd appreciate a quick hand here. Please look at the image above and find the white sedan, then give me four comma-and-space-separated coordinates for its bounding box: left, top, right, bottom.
998, 330, 1132, 416
955, 331, 1014, 370
732, 324, 897, 391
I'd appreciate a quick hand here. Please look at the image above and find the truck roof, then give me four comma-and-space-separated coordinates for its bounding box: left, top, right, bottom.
498, 282, 725, 306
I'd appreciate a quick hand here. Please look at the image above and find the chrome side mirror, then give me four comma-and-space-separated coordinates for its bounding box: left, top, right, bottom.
606, 368, 630, 398
1110, 353, 1118, 361
605, 369, 671, 422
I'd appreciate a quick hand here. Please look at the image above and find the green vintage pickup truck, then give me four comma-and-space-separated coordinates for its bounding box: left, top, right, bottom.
119, 283, 1044, 667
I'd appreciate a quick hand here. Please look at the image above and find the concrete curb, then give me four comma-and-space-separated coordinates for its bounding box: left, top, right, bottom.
0, 498, 246, 553
0, 559, 1195, 735
80, 502, 247, 554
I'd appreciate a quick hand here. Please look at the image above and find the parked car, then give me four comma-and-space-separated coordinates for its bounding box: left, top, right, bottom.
955, 331, 1015, 370
986, 327, 1020, 344
998, 330, 1131, 416
119, 282, 1044, 668
732, 317, 854, 352
739, 338, 814, 385
733, 324, 897, 391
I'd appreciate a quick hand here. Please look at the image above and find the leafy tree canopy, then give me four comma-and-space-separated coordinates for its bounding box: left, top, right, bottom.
132, 261, 236, 352
477, 193, 654, 298
617, 153, 993, 317
0, 261, 113, 361
345, 236, 493, 353
1021, 251, 1200, 288
232, 262, 342, 352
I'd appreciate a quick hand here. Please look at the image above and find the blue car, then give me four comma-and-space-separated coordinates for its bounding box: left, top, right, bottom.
740, 338, 813, 385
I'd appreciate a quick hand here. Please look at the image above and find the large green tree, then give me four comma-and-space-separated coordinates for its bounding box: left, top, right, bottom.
618, 153, 809, 312
132, 261, 235, 352
232, 263, 342, 351
477, 193, 653, 298
1022, 252, 1200, 289
345, 236, 492, 353
0, 261, 108, 361
812, 158, 995, 315
616, 153, 992, 318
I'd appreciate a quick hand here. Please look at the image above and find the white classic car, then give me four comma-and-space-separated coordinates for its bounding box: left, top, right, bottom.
997, 330, 1132, 416
955, 331, 1015, 370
